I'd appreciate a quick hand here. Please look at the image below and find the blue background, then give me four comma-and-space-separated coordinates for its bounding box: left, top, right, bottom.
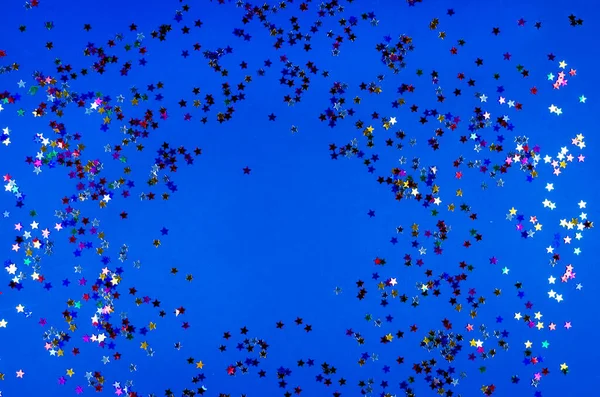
0, 0, 597, 396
